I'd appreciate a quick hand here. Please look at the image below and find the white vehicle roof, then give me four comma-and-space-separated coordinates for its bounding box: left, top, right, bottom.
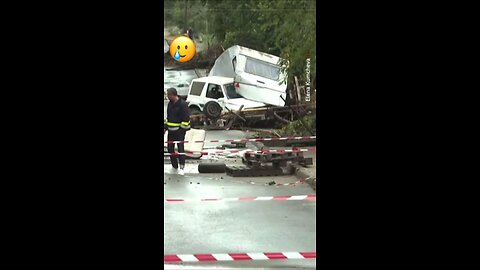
233, 45, 281, 65
192, 76, 234, 85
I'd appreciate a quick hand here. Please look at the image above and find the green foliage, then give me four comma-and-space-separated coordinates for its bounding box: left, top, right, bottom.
278, 114, 316, 136
202, 33, 216, 48
164, 0, 316, 84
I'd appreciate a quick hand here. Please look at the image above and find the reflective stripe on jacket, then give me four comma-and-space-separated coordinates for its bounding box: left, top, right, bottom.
165, 99, 191, 131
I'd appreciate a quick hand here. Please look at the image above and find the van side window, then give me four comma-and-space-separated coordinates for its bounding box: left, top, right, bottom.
232, 56, 237, 71
190, 82, 205, 96
244, 56, 281, 81
206, 84, 224, 99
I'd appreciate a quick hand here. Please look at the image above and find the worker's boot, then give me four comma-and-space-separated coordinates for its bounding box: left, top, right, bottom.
178, 165, 185, 176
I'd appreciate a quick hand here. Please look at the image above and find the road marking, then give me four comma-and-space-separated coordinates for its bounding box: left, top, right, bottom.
164, 195, 316, 203
164, 251, 316, 263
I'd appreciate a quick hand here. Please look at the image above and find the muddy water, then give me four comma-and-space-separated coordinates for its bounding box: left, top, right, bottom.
163, 68, 207, 93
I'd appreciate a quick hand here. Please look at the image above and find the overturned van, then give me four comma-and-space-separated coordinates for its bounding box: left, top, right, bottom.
208, 45, 288, 107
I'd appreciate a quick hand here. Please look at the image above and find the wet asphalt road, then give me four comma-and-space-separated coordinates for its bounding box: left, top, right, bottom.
163, 78, 316, 268
164, 163, 317, 269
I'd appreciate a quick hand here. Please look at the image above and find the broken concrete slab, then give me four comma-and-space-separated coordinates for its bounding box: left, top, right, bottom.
291, 152, 316, 191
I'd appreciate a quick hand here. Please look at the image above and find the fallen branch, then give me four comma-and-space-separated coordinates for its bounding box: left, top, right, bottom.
273, 112, 291, 125
225, 105, 244, 130
249, 128, 281, 137
225, 106, 246, 122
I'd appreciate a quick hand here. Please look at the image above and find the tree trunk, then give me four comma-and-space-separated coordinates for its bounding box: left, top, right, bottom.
184, 0, 188, 33
294, 76, 302, 104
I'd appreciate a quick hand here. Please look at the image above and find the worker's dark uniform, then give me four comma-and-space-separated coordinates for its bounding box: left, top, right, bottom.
164, 98, 190, 169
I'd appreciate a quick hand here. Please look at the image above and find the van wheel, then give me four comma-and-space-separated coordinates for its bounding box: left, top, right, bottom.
203, 101, 222, 119
198, 163, 226, 173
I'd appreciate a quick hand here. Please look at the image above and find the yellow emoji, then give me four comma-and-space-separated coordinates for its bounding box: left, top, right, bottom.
169, 36, 196, 62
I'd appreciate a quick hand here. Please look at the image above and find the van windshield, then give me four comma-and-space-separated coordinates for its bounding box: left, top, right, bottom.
224, 83, 243, 99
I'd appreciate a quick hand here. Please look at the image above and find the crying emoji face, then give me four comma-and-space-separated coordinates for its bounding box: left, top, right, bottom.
169, 36, 195, 62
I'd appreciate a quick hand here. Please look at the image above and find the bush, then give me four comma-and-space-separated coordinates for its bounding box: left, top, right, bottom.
278, 114, 316, 136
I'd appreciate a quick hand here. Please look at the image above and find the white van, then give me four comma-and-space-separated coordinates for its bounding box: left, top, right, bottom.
186, 76, 266, 117
208, 45, 288, 107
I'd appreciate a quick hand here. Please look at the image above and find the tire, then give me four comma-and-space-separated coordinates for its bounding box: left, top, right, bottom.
198, 163, 226, 173
220, 143, 238, 149
189, 106, 202, 115
203, 101, 222, 119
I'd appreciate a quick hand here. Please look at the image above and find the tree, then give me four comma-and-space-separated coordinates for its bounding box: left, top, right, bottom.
164, 0, 317, 86
265, 0, 316, 84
